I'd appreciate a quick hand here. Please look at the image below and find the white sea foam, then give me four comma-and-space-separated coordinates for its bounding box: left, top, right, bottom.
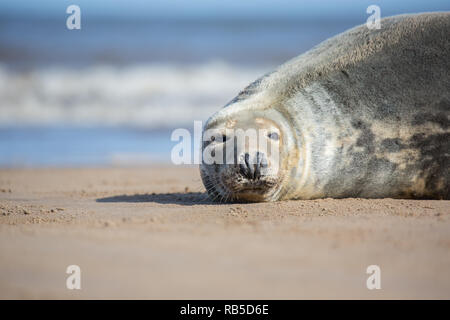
0, 61, 267, 128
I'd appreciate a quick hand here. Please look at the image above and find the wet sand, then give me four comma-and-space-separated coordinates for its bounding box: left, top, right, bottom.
0, 166, 449, 299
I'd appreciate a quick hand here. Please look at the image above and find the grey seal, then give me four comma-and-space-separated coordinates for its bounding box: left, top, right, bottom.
200, 12, 450, 202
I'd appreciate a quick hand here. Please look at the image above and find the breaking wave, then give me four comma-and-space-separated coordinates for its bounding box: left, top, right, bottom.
0, 61, 267, 128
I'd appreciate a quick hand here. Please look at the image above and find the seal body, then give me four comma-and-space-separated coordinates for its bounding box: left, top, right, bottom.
200, 12, 450, 201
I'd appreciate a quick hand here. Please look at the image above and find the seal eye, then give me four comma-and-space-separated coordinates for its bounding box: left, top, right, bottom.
268, 132, 279, 141
210, 134, 228, 143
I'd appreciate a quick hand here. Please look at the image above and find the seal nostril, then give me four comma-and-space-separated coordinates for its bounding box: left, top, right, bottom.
244, 153, 250, 167
254, 152, 261, 179
246, 153, 256, 179
239, 153, 250, 178
239, 153, 255, 180
239, 162, 248, 177
260, 153, 268, 168
254, 166, 260, 179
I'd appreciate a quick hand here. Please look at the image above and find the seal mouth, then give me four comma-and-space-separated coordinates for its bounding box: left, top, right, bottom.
201, 165, 285, 203
234, 186, 270, 195
220, 173, 282, 202
236, 180, 277, 192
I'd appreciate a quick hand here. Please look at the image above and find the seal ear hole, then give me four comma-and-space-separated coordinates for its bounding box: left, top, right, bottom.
268, 132, 279, 141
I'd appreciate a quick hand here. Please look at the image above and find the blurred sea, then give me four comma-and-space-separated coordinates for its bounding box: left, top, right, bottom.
1, 17, 358, 126
0, 15, 363, 166
3, 1, 449, 166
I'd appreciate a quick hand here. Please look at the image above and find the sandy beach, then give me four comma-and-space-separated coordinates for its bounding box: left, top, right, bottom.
0, 166, 448, 299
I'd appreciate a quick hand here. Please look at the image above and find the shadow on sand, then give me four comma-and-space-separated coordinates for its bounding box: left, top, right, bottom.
96, 192, 218, 206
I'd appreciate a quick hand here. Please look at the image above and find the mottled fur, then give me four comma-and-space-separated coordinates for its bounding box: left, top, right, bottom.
201, 12, 450, 201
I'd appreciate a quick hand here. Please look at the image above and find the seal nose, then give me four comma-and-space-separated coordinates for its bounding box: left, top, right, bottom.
239, 152, 268, 180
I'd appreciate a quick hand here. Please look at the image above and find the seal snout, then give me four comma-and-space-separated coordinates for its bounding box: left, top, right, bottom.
239, 151, 268, 180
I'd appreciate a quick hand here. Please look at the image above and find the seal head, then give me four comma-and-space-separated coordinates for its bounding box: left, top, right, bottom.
200, 99, 298, 202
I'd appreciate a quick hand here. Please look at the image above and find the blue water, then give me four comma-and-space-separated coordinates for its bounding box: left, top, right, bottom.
0, 127, 174, 167
1, 1, 449, 167
1, 17, 355, 167
0, 17, 355, 68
